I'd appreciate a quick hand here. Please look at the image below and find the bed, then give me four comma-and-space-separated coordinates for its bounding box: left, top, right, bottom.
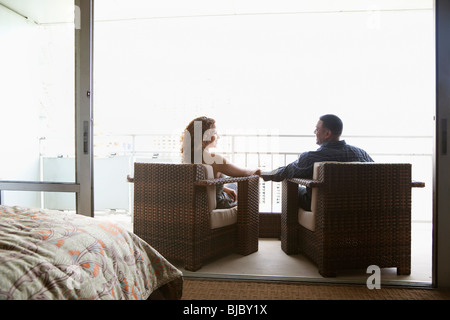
0, 205, 183, 300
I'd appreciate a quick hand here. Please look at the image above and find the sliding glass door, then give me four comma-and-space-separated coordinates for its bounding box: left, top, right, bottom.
92, 0, 436, 285
3, 0, 444, 288
0, 0, 93, 216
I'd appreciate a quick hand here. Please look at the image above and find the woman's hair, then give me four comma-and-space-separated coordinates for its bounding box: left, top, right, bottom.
180, 116, 216, 163
319, 114, 343, 137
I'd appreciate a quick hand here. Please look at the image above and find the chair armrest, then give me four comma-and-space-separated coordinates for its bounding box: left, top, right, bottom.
196, 174, 260, 255
195, 175, 259, 186
281, 179, 303, 254
412, 181, 425, 188
128, 174, 259, 186
287, 178, 322, 188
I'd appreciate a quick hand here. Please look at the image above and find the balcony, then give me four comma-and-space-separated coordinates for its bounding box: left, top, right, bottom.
35, 132, 434, 284
40, 132, 432, 223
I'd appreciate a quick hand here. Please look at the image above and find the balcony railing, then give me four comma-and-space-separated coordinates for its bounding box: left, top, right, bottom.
39, 133, 433, 221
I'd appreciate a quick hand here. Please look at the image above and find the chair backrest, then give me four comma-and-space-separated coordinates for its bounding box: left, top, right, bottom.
310, 161, 338, 213
313, 162, 412, 213
300, 162, 413, 231
133, 162, 217, 212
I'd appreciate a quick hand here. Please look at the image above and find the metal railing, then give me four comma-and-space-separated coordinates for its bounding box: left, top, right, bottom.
90, 132, 433, 218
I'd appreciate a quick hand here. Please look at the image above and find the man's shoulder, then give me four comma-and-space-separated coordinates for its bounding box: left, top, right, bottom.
344, 144, 373, 161
298, 150, 323, 162
349, 144, 371, 155
345, 144, 366, 151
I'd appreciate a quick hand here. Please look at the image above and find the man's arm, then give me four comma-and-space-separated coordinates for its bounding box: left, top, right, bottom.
261, 154, 313, 182
261, 167, 286, 182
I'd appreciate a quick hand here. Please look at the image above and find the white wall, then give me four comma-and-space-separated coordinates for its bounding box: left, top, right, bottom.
0, 6, 41, 206
0, 4, 75, 208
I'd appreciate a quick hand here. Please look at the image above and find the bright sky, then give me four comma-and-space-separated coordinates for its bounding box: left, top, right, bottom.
93, 5, 435, 138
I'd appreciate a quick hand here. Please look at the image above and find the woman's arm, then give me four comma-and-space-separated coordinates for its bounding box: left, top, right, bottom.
210, 155, 260, 177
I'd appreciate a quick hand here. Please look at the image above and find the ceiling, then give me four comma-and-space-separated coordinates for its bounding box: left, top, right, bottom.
0, 0, 433, 24
0, 0, 73, 24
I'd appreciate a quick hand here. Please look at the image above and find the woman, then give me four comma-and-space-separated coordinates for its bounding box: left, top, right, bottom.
181, 116, 261, 209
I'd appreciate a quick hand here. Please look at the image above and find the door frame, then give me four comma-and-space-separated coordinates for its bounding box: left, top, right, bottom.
75, 0, 94, 217
434, 0, 450, 289
2, 0, 450, 289
0, 0, 94, 217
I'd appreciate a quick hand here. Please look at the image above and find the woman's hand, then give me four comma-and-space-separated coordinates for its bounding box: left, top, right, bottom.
223, 186, 237, 202
252, 168, 261, 176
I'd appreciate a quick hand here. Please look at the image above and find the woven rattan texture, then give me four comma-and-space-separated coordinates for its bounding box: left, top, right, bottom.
281, 162, 420, 277
259, 213, 281, 238
133, 163, 259, 271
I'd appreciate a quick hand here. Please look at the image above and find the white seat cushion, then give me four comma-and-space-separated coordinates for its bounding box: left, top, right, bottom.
297, 162, 337, 232
298, 207, 315, 232
202, 164, 238, 229
210, 206, 238, 229
297, 185, 317, 231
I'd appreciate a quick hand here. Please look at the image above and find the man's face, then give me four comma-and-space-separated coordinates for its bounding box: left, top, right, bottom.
314, 120, 331, 145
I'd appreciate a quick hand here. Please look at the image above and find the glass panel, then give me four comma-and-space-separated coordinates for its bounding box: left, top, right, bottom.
93, 0, 434, 283
93, 1, 434, 216
0, 0, 76, 208
1, 190, 76, 211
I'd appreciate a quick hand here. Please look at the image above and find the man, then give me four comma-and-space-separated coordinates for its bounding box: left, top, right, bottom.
261, 114, 374, 211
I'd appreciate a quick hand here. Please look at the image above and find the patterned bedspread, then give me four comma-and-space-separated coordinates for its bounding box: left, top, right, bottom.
0, 205, 183, 300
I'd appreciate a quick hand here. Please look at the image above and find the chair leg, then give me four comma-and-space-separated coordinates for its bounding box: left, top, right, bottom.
397, 266, 411, 275
281, 238, 299, 255
236, 179, 259, 256
281, 180, 300, 255
319, 269, 337, 278
184, 263, 202, 272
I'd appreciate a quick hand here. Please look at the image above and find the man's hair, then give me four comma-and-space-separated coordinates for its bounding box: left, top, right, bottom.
320, 114, 343, 137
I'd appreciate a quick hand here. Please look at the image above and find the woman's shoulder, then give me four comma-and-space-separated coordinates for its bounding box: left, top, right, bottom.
203, 151, 227, 165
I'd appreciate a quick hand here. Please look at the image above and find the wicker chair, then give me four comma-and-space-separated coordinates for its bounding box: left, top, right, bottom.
130, 162, 259, 271
281, 162, 425, 277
